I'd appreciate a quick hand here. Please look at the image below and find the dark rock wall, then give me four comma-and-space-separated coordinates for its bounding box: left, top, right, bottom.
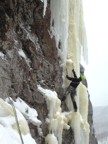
0, 0, 97, 144
88, 98, 98, 144
0, 0, 63, 143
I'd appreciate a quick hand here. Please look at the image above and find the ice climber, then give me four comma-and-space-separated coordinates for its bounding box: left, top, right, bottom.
61, 69, 85, 112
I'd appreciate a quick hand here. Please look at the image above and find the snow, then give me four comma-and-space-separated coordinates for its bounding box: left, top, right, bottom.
11, 97, 41, 126
0, 98, 37, 144
20, 24, 39, 48
42, 0, 48, 17
18, 49, 27, 59
0, 52, 5, 59
0, 125, 36, 144
6, 97, 43, 136
18, 49, 31, 67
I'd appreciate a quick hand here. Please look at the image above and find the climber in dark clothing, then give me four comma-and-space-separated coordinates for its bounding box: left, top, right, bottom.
61, 69, 85, 112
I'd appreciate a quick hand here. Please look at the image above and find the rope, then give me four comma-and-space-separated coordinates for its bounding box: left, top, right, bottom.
1, 75, 24, 144
7, 96, 24, 144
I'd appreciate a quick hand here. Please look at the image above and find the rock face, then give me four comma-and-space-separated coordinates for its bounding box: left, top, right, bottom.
0, 0, 97, 143
88, 98, 98, 144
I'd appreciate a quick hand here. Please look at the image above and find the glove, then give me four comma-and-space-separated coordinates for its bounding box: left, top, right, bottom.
72, 69, 74, 72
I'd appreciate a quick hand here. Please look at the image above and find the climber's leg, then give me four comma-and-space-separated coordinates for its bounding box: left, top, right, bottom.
70, 89, 77, 112
61, 86, 70, 101
72, 100, 77, 112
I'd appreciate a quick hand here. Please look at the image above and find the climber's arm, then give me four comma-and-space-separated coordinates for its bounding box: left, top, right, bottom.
66, 75, 73, 81
72, 69, 77, 78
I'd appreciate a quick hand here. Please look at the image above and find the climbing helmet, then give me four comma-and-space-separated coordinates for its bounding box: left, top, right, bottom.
81, 75, 85, 81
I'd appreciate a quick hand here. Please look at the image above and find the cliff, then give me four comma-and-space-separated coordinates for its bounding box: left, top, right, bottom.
0, 0, 97, 143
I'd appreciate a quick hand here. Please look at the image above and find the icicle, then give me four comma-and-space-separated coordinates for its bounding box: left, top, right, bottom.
79, 83, 88, 121
70, 112, 81, 144
50, 0, 69, 68
79, 0, 88, 64
37, 85, 70, 144
37, 85, 61, 119
49, 0, 88, 143
79, 83, 90, 144
63, 0, 89, 142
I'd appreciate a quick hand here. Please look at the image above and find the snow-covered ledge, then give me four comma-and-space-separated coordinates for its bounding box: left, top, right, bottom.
0, 98, 37, 144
